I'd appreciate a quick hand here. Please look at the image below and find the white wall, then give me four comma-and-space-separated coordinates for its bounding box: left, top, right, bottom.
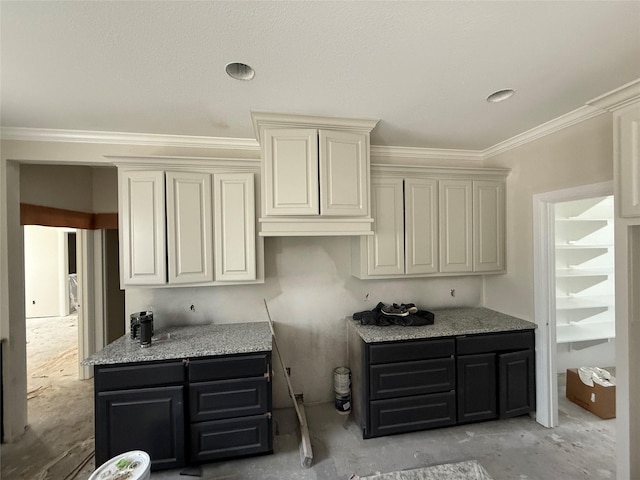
482, 113, 614, 320
23, 225, 68, 318
20, 164, 95, 212
126, 236, 483, 408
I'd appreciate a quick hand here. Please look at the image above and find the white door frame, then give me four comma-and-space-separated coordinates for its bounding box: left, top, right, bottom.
76, 229, 105, 380
533, 180, 613, 428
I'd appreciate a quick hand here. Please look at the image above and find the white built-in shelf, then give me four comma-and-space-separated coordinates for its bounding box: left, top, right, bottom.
556, 268, 613, 278
556, 321, 615, 344
556, 295, 614, 310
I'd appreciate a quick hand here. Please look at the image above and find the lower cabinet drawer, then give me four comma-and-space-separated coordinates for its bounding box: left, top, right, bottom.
189, 377, 268, 422
370, 358, 454, 400
369, 391, 456, 438
190, 415, 272, 462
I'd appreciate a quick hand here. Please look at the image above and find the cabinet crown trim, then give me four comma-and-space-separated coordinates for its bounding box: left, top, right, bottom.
371, 164, 510, 179
107, 155, 260, 170
251, 111, 379, 142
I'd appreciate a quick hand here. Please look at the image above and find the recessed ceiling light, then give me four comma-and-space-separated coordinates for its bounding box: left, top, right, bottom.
225, 62, 255, 81
486, 89, 515, 103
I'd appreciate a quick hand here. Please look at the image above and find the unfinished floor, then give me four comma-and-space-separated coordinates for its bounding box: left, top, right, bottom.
0, 317, 616, 479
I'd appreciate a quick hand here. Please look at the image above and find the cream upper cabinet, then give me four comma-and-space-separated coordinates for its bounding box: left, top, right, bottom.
473, 180, 505, 273
405, 178, 438, 274
252, 111, 378, 236
166, 171, 214, 284
214, 173, 256, 282
366, 177, 404, 276
263, 128, 319, 216
616, 102, 640, 217
353, 175, 438, 278
119, 170, 166, 285
439, 180, 473, 273
118, 164, 262, 288
319, 130, 368, 216
352, 166, 508, 279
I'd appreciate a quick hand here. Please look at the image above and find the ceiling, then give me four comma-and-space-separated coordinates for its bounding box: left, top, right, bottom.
2, 1, 639, 152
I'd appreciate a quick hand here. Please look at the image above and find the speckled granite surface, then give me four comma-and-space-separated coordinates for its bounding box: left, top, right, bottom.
350, 307, 536, 343
82, 322, 272, 365
357, 460, 493, 480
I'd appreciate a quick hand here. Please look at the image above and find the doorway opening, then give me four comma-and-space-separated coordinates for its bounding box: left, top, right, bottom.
533, 181, 616, 430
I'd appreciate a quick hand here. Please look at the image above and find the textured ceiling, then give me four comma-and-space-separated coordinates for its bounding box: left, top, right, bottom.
1, 1, 639, 150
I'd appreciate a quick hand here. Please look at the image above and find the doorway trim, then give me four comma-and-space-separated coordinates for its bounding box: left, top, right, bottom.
533, 180, 613, 428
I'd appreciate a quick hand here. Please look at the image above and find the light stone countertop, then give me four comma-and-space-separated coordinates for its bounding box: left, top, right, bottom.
350, 307, 536, 344
357, 460, 493, 480
82, 322, 272, 366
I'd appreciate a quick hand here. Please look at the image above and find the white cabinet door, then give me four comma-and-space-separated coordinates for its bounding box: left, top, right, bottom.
214, 173, 256, 281
405, 178, 438, 274
439, 180, 473, 273
166, 171, 214, 284
263, 128, 319, 216
319, 130, 368, 216
617, 102, 640, 217
473, 180, 505, 273
119, 170, 166, 285
367, 177, 404, 276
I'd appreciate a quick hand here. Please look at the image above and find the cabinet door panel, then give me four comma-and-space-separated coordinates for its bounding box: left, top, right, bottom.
499, 349, 535, 418
264, 128, 319, 216
405, 178, 438, 274
189, 377, 268, 422
166, 171, 213, 284
96, 386, 185, 471
473, 180, 505, 272
214, 173, 256, 281
369, 392, 456, 438
319, 130, 368, 216
439, 180, 472, 273
370, 358, 455, 400
617, 104, 640, 217
190, 414, 271, 462
457, 353, 497, 424
119, 170, 166, 285
367, 177, 404, 275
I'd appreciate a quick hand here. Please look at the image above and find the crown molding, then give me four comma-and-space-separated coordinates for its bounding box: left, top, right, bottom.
0, 127, 260, 151
105, 155, 259, 169
482, 105, 605, 160
587, 79, 640, 112
370, 145, 483, 162
371, 163, 510, 179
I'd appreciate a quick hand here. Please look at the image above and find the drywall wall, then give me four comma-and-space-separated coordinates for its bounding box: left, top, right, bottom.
125, 236, 483, 408
23, 225, 67, 318
20, 163, 118, 214
482, 113, 614, 320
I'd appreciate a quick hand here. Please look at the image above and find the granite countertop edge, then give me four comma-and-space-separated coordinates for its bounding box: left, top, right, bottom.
82, 321, 273, 366
350, 307, 537, 344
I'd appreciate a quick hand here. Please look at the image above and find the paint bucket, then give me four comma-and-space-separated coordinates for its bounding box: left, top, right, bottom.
334, 367, 351, 414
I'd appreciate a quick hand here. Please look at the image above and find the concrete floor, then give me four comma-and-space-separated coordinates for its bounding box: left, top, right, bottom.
0, 317, 616, 479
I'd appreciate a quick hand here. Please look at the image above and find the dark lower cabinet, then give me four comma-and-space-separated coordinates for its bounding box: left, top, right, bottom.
96, 386, 185, 470
190, 414, 271, 462
369, 392, 456, 437
94, 352, 272, 471
498, 349, 535, 418
457, 353, 497, 423
350, 326, 535, 440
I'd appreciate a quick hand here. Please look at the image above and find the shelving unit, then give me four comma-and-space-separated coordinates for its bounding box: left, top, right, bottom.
555, 196, 614, 345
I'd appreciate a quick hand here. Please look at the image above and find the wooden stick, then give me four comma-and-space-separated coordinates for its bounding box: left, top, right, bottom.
264, 299, 313, 468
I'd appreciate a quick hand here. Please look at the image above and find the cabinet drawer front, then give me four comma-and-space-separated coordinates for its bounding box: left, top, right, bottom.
95, 361, 185, 391
370, 358, 454, 400
369, 392, 456, 438
190, 414, 272, 462
456, 331, 534, 355
189, 378, 268, 422
188, 354, 269, 382
369, 338, 454, 364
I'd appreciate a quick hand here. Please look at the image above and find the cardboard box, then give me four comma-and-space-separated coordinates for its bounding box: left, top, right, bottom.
566, 368, 616, 419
